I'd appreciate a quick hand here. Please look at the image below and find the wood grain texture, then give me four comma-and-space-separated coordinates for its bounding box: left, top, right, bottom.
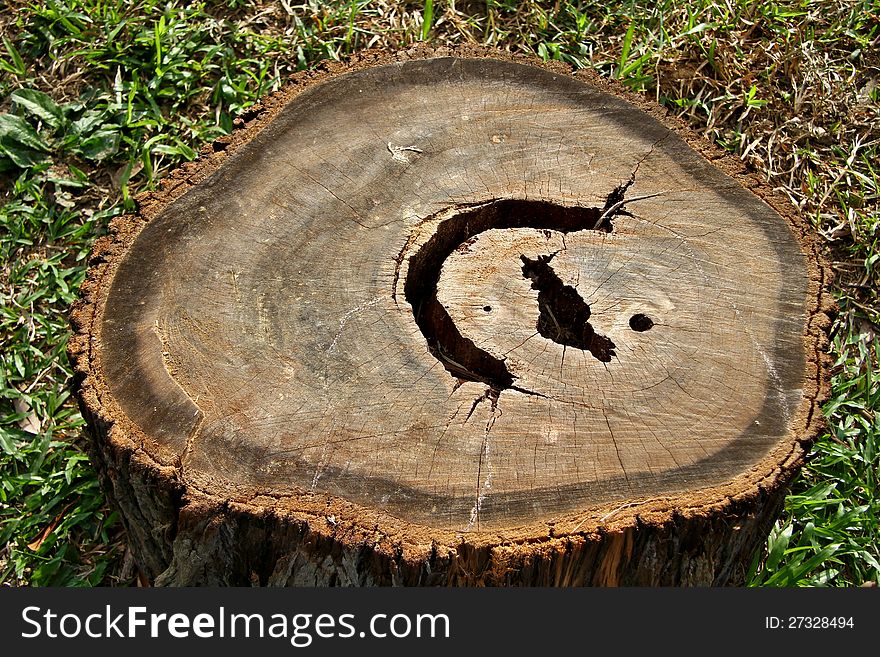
70, 46, 834, 586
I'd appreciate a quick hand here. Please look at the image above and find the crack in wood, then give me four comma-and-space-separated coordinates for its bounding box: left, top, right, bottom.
467, 391, 501, 531
403, 198, 622, 393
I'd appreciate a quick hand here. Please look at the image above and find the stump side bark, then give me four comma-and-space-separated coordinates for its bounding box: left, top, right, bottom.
69, 45, 834, 586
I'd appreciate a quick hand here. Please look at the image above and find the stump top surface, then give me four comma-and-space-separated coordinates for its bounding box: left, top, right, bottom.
74, 50, 829, 541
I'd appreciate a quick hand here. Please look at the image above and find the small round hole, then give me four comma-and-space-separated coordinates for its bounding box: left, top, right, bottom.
483, 305, 492, 312
629, 313, 654, 332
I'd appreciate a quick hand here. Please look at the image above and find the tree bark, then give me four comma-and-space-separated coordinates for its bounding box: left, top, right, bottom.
69, 46, 834, 586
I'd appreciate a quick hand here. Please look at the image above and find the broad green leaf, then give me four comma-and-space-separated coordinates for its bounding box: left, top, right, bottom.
0, 113, 50, 152
11, 90, 65, 130
0, 141, 47, 168
71, 111, 106, 137
74, 127, 120, 161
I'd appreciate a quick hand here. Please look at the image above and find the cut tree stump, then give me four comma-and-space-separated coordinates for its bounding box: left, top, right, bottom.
70, 47, 834, 586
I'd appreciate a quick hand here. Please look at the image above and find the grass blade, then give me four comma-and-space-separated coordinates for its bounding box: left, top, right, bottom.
617, 22, 635, 79
422, 0, 434, 41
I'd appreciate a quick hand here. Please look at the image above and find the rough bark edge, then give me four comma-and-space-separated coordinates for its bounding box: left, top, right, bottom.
67, 44, 835, 585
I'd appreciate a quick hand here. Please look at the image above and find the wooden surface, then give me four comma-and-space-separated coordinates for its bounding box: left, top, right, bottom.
71, 49, 833, 585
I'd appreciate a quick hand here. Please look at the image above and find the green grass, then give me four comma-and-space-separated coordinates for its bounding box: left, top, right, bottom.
748, 315, 880, 586
1, 0, 877, 586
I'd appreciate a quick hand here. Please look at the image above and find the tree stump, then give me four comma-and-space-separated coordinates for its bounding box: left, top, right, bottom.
70, 48, 833, 586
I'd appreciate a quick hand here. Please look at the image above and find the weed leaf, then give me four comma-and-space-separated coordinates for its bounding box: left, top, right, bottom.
0, 113, 51, 154
11, 89, 66, 130
74, 127, 120, 161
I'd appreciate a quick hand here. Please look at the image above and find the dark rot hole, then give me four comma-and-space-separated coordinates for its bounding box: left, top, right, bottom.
629, 313, 654, 332
402, 198, 611, 391
520, 253, 616, 362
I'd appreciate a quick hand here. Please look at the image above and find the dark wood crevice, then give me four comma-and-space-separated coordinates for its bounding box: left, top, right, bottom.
403, 198, 613, 389
520, 252, 617, 362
